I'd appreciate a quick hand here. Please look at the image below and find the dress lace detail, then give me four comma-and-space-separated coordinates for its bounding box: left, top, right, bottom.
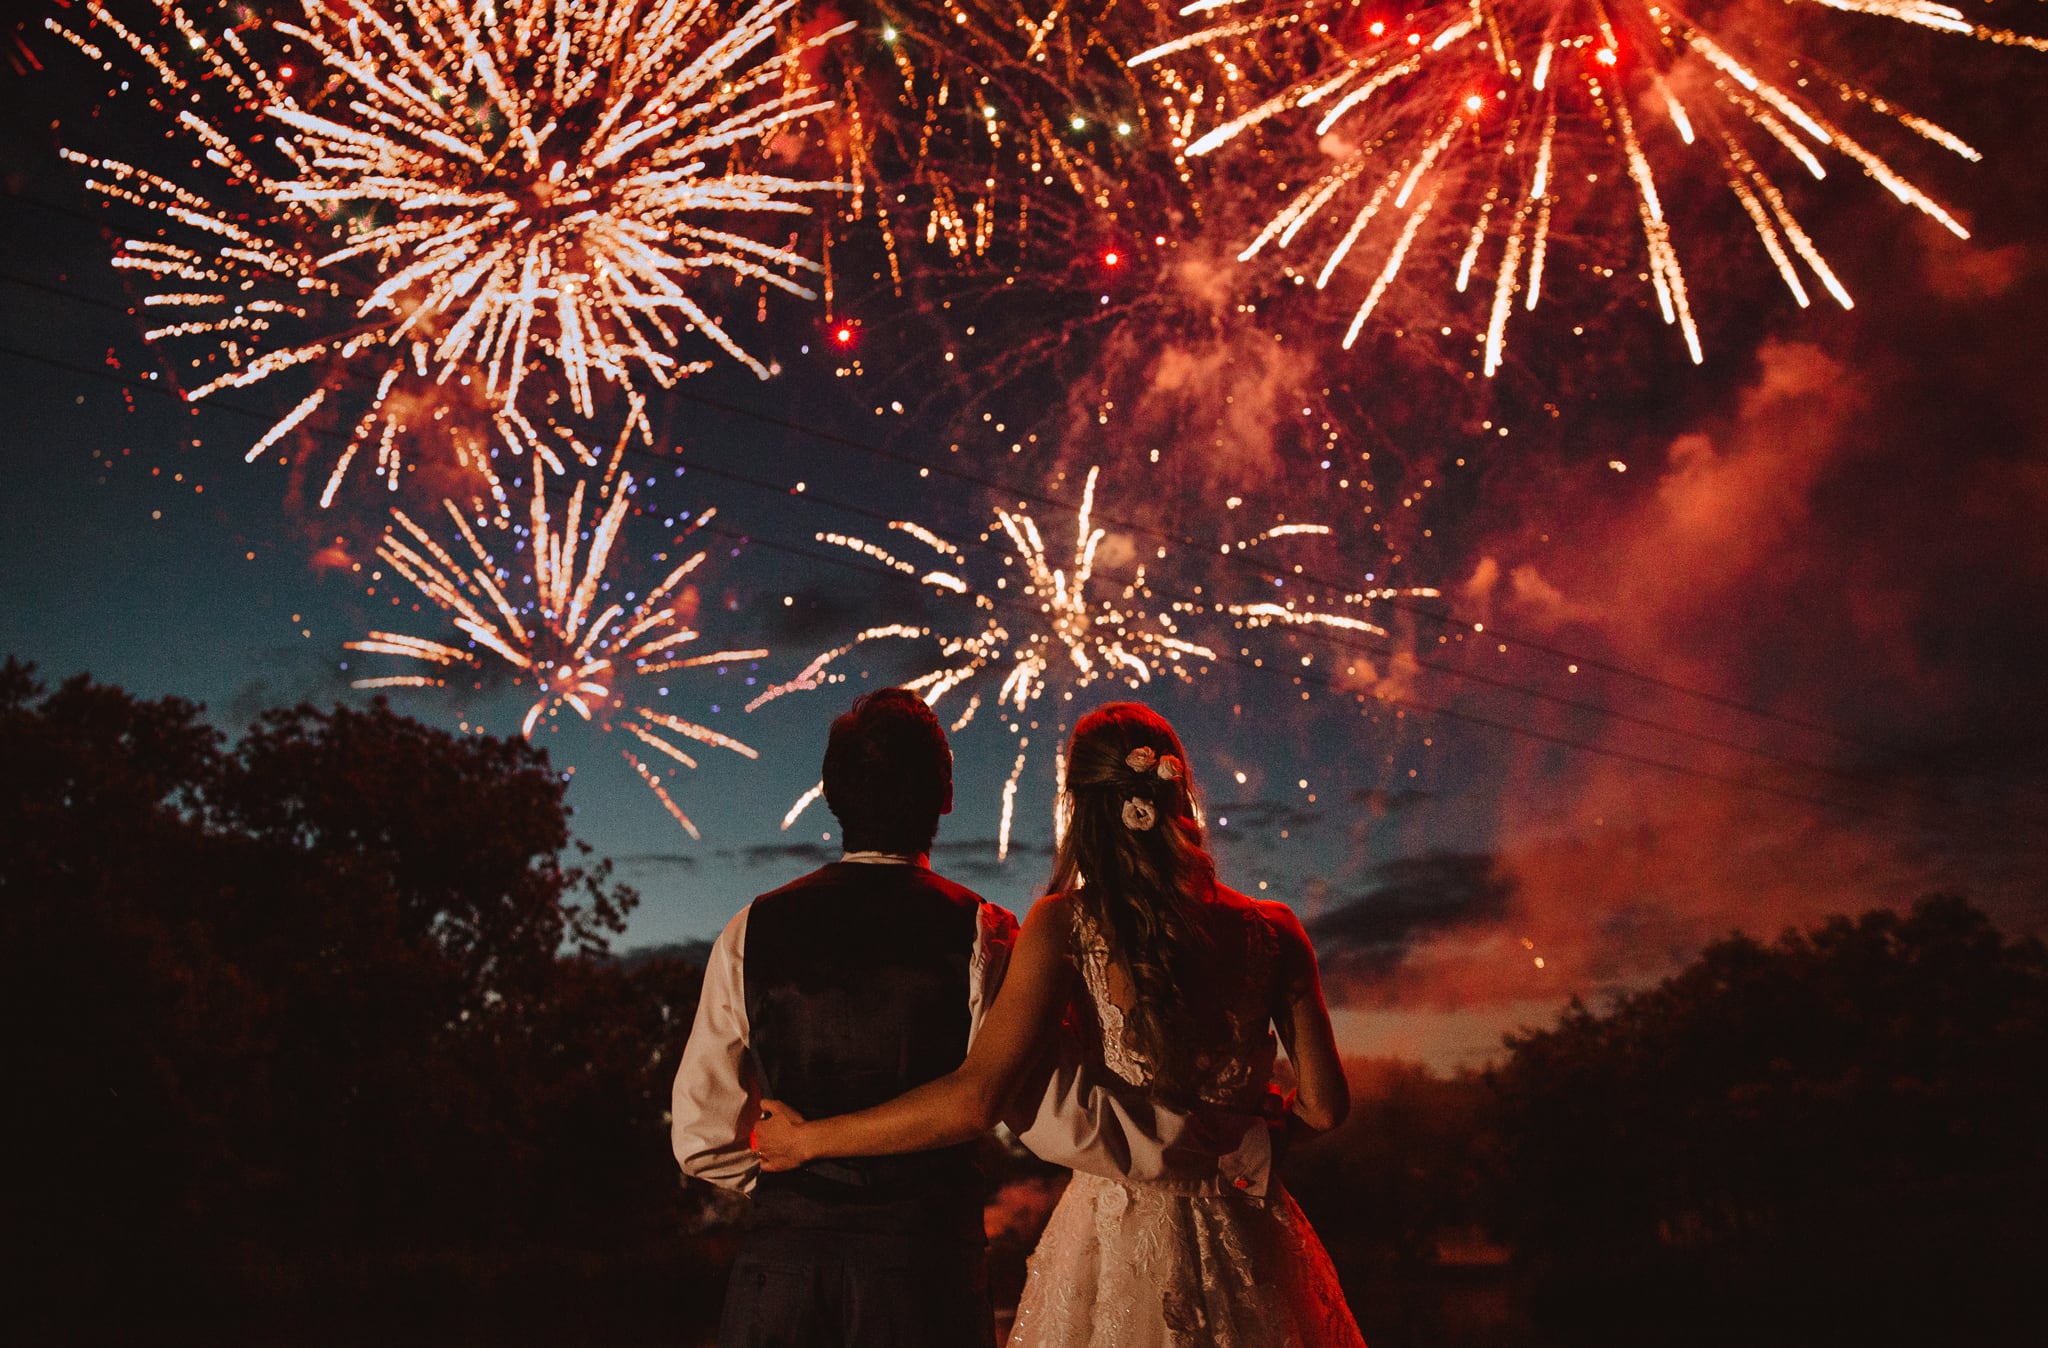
1010, 898, 1366, 1348
1069, 904, 1281, 1111
1073, 910, 1153, 1088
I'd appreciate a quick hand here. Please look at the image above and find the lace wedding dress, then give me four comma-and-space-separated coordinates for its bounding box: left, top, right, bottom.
1006, 894, 1367, 1348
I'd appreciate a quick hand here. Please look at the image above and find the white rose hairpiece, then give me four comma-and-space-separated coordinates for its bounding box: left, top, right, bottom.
1118, 746, 1185, 830
1123, 745, 1184, 784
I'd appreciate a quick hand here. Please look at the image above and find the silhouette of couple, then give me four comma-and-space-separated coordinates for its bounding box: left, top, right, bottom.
674, 689, 1364, 1347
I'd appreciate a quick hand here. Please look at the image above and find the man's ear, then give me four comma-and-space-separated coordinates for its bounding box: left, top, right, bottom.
941, 776, 954, 816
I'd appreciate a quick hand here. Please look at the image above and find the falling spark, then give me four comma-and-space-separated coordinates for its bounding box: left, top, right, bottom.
55, 0, 850, 503
1132, 0, 2039, 368
346, 454, 762, 834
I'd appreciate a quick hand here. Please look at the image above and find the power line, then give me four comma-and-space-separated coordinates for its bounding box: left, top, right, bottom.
1, 337, 2008, 830
637, 440, 1874, 789
637, 381, 1881, 749
679, 515, 1883, 821
0, 283, 1878, 779
0, 268, 129, 316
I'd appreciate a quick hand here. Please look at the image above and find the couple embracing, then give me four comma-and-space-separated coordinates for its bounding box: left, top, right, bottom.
672, 688, 1365, 1347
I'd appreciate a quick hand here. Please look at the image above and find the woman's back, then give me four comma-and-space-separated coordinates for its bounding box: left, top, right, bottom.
1013, 890, 1365, 1348
1067, 885, 1284, 1114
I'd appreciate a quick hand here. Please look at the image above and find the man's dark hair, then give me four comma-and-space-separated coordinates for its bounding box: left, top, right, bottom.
822, 688, 951, 855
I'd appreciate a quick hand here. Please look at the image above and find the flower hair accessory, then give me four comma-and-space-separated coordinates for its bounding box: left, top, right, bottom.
1124, 745, 1184, 782
1117, 745, 1184, 830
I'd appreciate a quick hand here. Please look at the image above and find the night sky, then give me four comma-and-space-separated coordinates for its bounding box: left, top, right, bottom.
5, 2, 2045, 1069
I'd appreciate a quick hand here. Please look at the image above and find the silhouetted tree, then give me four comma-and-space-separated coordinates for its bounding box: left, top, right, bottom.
2, 660, 248, 1287
0, 662, 712, 1321
1490, 895, 2048, 1334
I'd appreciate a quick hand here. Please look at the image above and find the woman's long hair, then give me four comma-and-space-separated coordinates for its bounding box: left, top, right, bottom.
1050, 702, 1220, 1105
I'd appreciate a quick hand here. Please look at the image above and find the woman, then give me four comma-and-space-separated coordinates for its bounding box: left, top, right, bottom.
754, 702, 1366, 1347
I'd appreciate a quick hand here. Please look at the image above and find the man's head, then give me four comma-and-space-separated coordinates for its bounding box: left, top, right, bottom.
822, 688, 953, 855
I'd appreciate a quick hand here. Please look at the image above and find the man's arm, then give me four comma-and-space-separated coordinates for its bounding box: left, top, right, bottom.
755, 893, 1273, 1190
670, 906, 759, 1192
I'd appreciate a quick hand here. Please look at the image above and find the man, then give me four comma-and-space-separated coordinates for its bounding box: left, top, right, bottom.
673, 688, 1270, 1348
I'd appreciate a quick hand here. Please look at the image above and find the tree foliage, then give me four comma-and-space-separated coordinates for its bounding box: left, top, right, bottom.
0, 660, 708, 1313
1490, 894, 2048, 1330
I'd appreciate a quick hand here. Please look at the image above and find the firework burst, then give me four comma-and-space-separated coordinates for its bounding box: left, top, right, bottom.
749, 466, 1215, 856
749, 465, 1434, 857
1130, 0, 2044, 369
53, 0, 851, 507
345, 457, 765, 837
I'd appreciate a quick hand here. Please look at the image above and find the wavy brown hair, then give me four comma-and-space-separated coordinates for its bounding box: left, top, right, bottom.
1050, 702, 1221, 1106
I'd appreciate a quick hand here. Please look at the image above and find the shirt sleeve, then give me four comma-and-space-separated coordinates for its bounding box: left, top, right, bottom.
967, 900, 1020, 1044
670, 905, 759, 1193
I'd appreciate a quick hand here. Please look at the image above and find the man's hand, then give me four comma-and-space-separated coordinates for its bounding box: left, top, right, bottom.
752, 1098, 812, 1172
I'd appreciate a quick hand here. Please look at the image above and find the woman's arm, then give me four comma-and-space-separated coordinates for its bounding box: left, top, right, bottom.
1267, 903, 1349, 1132
754, 893, 1075, 1170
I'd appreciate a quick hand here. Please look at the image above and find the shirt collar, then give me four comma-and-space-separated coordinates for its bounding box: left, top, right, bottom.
839, 850, 929, 867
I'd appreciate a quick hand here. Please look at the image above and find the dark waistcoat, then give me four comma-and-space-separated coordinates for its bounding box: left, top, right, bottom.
744, 862, 987, 1237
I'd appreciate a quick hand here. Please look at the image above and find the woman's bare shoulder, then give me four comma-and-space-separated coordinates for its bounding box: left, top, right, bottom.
1243, 892, 1314, 947
1200, 885, 1308, 945
1023, 890, 1080, 938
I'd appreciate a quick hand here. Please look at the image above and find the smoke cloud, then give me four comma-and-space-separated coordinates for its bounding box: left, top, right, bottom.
1316, 312, 2048, 1069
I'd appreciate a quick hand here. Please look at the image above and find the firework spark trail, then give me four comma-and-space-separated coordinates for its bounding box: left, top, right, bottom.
55, 0, 850, 505
1130, 0, 2039, 367
345, 456, 763, 836
750, 467, 1433, 857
